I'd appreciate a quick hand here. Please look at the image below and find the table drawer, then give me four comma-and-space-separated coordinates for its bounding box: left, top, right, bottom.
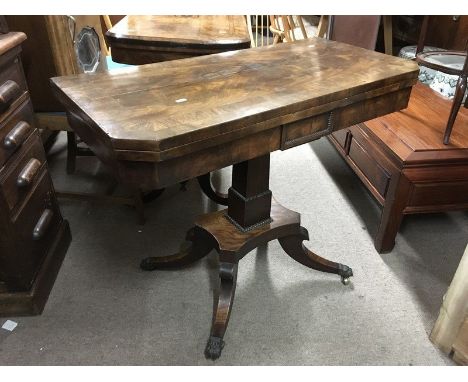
0, 99, 35, 167
0, 57, 27, 116
5, 170, 61, 290
348, 134, 390, 198
281, 112, 333, 149
0, 131, 46, 214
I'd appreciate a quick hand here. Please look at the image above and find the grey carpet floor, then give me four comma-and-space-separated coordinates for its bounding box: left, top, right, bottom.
1, 133, 466, 365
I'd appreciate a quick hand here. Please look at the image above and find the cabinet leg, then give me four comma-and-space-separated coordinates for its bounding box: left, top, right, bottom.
374, 174, 411, 253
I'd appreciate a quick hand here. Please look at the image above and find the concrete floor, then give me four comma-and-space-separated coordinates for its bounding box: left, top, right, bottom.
0, 133, 466, 365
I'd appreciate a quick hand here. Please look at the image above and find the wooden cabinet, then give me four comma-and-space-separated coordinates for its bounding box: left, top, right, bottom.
328, 83, 468, 253
0, 32, 71, 316
4, 16, 108, 113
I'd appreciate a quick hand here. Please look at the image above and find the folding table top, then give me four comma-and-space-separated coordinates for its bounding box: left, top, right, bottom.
51, 38, 419, 161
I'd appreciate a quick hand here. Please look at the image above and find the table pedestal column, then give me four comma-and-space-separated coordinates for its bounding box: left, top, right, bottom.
141, 154, 353, 360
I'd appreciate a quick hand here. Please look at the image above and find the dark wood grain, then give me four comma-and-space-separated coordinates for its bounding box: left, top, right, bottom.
0, 133, 46, 213
0, 31, 26, 56
52, 36, 419, 358
106, 15, 251, 65
51, 37, 418, 191
0, 33, 70, 316
205, 261, 238, 360
0, 99, 35, 167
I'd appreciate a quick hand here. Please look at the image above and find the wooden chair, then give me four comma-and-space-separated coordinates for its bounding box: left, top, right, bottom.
415, 16, 468, 144
246, 15, 273, 47
327, 15, 381, 51
246, 15, 308, 48
269, 16, 308, 44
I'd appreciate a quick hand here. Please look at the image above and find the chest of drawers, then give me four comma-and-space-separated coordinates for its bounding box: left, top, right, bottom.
0, 31, 71, 316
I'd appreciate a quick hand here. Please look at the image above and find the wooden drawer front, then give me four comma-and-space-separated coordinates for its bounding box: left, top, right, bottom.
408, 181, 468, 208
5, 170, 61, 290
331, 129, 349, 151
281, 112, 332, 149
0, 132, 46, 214
0, 99, 35, 167
280, 87, 412, 151
0, 57, 27, 116
348, 135, 390, 198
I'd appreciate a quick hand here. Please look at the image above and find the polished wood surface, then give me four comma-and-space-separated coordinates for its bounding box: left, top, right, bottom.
108, 15, 251, 46
329, 83, 468, 253
0, 32, 71, 316
415, 15, 468, 144
53, 37, 418, 358
51, 38, 418, 192
106, 15, 251, 64
0, 31, 26, 56
366, 83, 468, 158
52, 38, 417, 157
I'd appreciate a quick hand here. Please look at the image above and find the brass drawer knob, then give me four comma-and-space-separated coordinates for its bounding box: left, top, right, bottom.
0, 80, 21, 112
32, 209, 54, 240
3, 121, 31, 150
17, 158, 42, 188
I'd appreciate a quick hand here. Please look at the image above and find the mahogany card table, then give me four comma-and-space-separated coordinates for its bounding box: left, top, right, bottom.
105, 15, 251, 65
51, 38, 419, 359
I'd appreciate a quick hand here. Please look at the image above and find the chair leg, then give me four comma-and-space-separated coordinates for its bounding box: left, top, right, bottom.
444, 74, 467, 144
66, 131, 77, 174
134, 190, 145, 225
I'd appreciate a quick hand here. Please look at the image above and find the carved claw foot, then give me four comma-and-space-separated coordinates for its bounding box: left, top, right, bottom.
205, 336, 225, 360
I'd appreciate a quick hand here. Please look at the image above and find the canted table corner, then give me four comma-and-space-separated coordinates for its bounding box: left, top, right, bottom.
105, 15, 252, 65
50, 38, 419, 359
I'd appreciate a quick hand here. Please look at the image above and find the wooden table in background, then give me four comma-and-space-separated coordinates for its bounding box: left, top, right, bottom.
51, 38, 419, 359
105, 15, 251, 65
329, 83, 468, 253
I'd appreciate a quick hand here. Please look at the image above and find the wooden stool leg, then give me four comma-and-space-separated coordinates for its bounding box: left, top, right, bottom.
66, 131, 77, 174
444, 74, 467, 144
205, 261, 238, 360
374, 174, 411, 253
